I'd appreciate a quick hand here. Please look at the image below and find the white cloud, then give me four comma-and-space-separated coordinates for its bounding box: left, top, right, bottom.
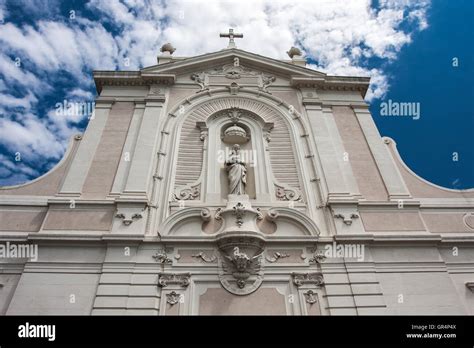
0, 0, 431, 100
0, 21, 120, 78
0, 173, 31, 186
9, 0, 61, 19
0, 153, 40, 177
66, 88, 95, 100
0, 91, 38, 110
0, 115, 66, 160
84, 0, 429, 100
0, 0, 431, 185
0, 0, 6, 23
0, 53, 49, 92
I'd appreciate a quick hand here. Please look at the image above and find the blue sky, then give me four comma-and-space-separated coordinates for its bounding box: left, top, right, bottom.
370, 0, 474, 190
0, 0, 472, 189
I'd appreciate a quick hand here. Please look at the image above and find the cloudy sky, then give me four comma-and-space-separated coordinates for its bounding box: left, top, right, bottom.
0, 0, 472, 188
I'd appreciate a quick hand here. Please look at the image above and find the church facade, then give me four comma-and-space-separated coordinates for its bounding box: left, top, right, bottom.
1, 34, 473, 315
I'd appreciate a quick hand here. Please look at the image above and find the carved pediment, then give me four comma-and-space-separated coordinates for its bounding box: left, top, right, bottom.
206, 63, 259, 79
188, 63, 277, 94
141, 49, 327, 79
95, 49, 369, 96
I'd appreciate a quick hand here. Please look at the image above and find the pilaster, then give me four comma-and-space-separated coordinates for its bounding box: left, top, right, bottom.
123, 94, 167, 198
352, 105, 411, 200
58, 98, 114, 196
110, 101, 146, 196
304, 101, 361, 202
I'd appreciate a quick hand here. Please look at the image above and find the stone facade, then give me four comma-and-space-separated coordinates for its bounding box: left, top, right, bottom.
0, 45, 473, 315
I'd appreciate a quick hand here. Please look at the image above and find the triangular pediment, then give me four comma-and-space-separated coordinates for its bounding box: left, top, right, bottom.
94, 48, 369, 96
141, 48, 326, 79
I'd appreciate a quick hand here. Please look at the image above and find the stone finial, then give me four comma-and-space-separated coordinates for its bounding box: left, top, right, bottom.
160, 43, 176, 55
287, 46, 302, 58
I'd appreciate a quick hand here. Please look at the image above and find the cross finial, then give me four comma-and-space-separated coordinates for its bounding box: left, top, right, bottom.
220, 28, 243, 49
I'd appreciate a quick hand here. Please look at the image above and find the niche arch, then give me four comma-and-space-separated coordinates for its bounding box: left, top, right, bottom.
151, 90, 322, 228
169, 94, 304, 204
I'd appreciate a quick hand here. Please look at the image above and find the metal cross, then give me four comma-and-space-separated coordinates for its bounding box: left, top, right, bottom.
220, 28, 243, 49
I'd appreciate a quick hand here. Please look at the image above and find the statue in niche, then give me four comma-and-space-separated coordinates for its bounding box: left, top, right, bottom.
225, 144, 247, 195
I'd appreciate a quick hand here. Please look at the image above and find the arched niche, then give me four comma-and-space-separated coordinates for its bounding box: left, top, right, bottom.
204, 108, 274, 202
168, 95, 305, 206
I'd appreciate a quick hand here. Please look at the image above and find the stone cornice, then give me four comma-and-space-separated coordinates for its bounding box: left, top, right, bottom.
47, 198, 116, 206
291, 76, 370, 98
93, 71, 175, 93
328, 199, 474, 211
141, 48, 326, 77
1, 232, 473, 244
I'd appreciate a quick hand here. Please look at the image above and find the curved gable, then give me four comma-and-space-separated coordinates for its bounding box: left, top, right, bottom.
0, 135, 81, 196
384, 137, 474, 199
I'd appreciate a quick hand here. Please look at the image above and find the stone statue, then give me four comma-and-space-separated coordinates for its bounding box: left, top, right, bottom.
225, 144, 247, 195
